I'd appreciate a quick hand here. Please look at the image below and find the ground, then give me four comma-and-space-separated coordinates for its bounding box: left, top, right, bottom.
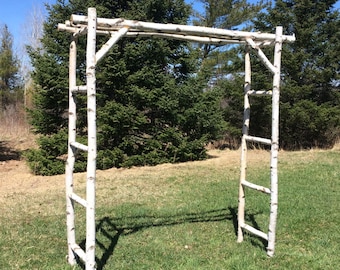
0, 134, 62, 195
4, 130, 335, 197
0, 133, 247, 196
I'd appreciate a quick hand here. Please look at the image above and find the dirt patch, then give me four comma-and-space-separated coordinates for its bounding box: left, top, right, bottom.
0, 127, 275, 200
0, 135, 56, 197
0, 144, 271, 197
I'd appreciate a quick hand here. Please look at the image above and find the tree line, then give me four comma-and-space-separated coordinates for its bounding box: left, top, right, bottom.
1, 0, 339, 175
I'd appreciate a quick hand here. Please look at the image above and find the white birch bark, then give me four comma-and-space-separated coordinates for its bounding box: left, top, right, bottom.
69, 15, 296, 43
246, 38, 276, 74
237, 47, 251, 243
58, 23, 278, 46
95, 26, 129, 63
65, 37, 77, 266
85, 7, 97, 270
241, 224, 268, 240
267, 26, 283, 257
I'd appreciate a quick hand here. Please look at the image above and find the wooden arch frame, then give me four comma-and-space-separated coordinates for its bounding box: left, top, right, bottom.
58, 8, 295, 269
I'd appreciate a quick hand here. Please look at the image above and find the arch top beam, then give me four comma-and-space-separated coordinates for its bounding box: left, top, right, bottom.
58, 14, 295, 46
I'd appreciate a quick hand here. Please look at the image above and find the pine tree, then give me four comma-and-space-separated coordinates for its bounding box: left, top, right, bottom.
0, 24, 20, 110
250, 0, 340, 149
26, 0, 226, 175
189, 0, 269, 148
191, 0, 268, 83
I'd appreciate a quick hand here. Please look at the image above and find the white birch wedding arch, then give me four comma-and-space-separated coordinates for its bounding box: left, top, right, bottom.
58, 8, 295, 269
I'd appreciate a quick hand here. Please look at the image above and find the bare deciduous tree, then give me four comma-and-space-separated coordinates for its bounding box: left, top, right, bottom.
19, 3, 45, 108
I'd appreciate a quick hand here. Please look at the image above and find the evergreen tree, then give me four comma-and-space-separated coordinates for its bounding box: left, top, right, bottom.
250, 0, 340, 149
0, 24, 20, 110
191, 0, 268, 84
192, 0, 268, 56
26, 0, 226, 175
190, 0, 269, 148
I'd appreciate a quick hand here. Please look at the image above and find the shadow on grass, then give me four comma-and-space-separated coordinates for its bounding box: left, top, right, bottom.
0, 141, 21, 161
75, 207, 266, 270
245, 211, 268, 250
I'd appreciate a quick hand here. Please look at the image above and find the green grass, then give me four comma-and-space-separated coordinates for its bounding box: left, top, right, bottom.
1, 149, 339, 269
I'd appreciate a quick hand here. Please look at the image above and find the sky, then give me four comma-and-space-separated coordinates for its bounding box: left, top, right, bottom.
0, 0, 55, 51
0, 0, 340, 51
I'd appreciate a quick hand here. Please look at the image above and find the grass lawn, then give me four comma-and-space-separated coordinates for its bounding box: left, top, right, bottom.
0, 149, 339, 269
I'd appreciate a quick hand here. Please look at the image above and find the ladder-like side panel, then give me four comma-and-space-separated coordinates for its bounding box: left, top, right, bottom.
65, 8, 130, 270
238, 26, 283, 257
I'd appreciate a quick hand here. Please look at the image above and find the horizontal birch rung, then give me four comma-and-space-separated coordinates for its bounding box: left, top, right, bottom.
242, 180, 271, 194
70, 142, 88, 152
69, 192, 87, 207
244, 135, 271, 145
70, 244, 87, 263
241, 223, 269, 241
247, 90, 272, 96
70, 85, 87, 93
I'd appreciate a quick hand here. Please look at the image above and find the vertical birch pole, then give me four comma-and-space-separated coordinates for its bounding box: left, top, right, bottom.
237, 45, 251, 243
65, 36, 77, 265
267, 26, 283, 257
86, 8, 97, 269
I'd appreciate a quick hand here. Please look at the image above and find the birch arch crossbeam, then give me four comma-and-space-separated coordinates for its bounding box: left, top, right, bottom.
58, 7, 295, 270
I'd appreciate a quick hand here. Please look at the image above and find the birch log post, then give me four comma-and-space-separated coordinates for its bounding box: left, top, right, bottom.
267, 26, 283, 257
85, 7, 97, 270
65, 36, 77, 266
237, 46, 251, 243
